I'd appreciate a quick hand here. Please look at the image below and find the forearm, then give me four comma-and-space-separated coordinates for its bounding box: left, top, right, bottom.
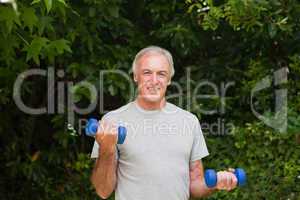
91, 148, 117, 199
189, 160, 217, 198
190, 178, 217, 198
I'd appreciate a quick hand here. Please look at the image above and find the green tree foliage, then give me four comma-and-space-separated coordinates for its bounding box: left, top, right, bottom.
0, 0, 299, 199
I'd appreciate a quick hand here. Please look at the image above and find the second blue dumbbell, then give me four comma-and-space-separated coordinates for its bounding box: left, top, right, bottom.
204, 168, 247, 188
85, 118, 127, 144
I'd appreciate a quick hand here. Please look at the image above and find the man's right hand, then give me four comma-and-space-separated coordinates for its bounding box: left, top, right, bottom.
95, 120, 118, 154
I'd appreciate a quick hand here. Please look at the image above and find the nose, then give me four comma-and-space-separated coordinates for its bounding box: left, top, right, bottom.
150, 73, 159, 84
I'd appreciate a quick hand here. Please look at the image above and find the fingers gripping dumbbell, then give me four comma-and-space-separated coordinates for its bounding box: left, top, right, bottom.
204, 168, 247, 188
85, 118, 127, 144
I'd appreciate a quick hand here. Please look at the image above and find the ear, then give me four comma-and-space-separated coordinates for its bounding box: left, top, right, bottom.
133, 74, 138, 82
167, 78, 171, 85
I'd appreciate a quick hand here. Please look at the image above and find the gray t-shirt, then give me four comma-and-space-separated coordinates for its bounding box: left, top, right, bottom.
91, 101, 209, 200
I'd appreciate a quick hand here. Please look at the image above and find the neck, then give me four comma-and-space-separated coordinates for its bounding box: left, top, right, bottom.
136, 96, 166, 110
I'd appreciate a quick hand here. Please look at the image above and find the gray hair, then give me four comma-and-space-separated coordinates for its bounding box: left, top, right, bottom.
132, 46, 175, 78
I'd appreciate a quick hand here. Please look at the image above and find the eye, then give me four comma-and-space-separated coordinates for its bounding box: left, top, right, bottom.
158, 72, 167, 77
143, 70, 151, 75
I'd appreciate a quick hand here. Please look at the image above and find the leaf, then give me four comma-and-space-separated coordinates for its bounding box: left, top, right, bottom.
67, 63, 83, 78
187, 3, 202, 13
0, 35, 19, 65
43, 39, 71, 63
24, 37, 49, 65
37, 16, 53, 35
57, 0, 67, 7
22, 7, 38, 33
44, 0, 53, 13
54, 39, 72, 54
108, 85, 116, 96
70, 84, 95, 103
0, 7, 20, 33
48, 39, 72, 54
107, 5, 119, 18
31, 0, 40, 4
268, 23, 277, 38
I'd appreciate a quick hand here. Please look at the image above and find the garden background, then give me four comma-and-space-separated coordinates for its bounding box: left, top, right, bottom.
0, 0, 299, 199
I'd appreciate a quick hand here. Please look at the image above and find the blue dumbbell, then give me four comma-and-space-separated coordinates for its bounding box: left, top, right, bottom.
204, 168, 247, 188
85, 118, 127, 144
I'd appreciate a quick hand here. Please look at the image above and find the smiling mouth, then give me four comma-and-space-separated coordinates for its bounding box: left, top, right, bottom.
147, 87, 160, 93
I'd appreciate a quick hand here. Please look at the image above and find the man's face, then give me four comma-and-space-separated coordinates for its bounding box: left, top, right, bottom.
134, 53, 171, 103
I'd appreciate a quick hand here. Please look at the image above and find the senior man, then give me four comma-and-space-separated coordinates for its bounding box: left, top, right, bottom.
90, 46, 237, 200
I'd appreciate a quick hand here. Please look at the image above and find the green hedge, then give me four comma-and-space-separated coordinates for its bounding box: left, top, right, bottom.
0, 0, 299, 199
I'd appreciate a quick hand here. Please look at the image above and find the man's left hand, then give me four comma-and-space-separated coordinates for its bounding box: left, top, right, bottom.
215, 168, 238, 191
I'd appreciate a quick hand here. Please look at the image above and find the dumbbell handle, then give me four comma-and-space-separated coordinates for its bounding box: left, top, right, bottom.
204, 168, 246, 188
85, 118, 127, 144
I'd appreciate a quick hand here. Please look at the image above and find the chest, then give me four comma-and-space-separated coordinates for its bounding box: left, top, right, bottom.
117, 117, 194, 165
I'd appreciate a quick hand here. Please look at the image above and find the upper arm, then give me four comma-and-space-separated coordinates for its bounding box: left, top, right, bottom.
190, 116, 209, 162
189, 159, 204, 182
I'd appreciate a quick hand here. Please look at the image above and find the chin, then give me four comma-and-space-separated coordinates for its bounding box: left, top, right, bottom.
142, 94, 163, 103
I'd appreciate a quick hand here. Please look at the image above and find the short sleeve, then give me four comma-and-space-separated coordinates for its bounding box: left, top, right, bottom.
190, 116, 209, 162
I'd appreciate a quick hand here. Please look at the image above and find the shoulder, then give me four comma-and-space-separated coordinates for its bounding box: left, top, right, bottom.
166, 102, 199, 122
102, 101, 134, 120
